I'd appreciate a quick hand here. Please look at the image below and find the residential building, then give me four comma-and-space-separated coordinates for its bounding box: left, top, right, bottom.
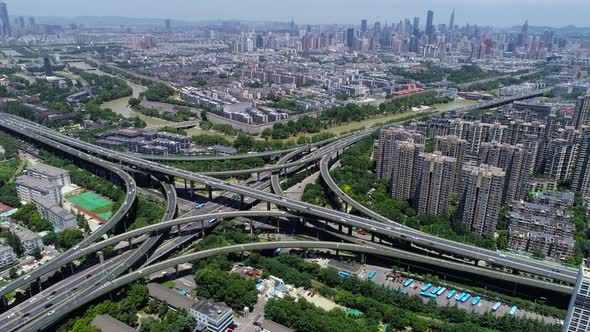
374, 127, 424, 180
434, 135, 466, 191
15, 176, 62, 205
390, 141, 424, 202
417, 152, 457, 216
460, 165, 505, 236
33, 197, 77, 230
27, 163, 71, 187
565, 261, 590, 332
542, 139, 576, 183
190, 298, 234, 332
574, 95, 590, 129
91, 315, 135, 332
479, 142, 532, 203
1, 223, 42, 255
0, 244, 16, 269
508, 228, 575, 260
572, 128, 590, 196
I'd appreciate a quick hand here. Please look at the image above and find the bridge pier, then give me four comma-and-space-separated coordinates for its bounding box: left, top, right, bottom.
338, 224, 342, 232
36, 278, 42, 291
98, 251, 105, 264
190, 181, 195, 199
184, 179, 187, 190
206, 185, 213, 200
201, 220, 205, 237
361, 253, 366, 265
175, 265, 179, 278
240, 195, 245, 210
257, 172, 261, 181
249, 220, 254, 235
348, 226, 353, 236
267, 202, 271, 211
371, 234, 375, 242
177, 225, 181, 234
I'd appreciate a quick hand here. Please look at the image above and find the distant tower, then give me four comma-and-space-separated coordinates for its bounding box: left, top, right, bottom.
361, 19, 367, 35
43, 57, 53, 76
0, 2, 11, 36
449, 9, 455, 31
346, 28, 355, 48
425, 10, 435, 44
165, 19, 171, 30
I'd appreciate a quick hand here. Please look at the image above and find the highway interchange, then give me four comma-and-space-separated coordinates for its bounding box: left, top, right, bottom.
0, 89, 578, 330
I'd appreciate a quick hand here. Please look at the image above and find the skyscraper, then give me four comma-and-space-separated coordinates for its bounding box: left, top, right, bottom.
449, 9, 455, 31
411, 17, 420, 52
165, 19, 171, 30
426, 10, 435, 44
572, 128, 590, 196
460, 164, 505, 236
361, 19, 367, 35
0, 2, 11, 37
564, 261, 590, 332
417, 152, 457, 216
346, 28, 355, 48
574, 95, 590, 129
390, 141, 424, 202
43, 57, 53, 76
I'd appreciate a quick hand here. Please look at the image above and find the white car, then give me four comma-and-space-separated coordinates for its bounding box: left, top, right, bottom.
47, 310, 56, 316
23, 274, 31, 281
28, 297, 37, 303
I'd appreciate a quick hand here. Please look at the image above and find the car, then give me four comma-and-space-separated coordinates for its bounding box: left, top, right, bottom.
47, 310, 56, 316
0, 286, 6, 291
6, 313, 15, 319
28, 297, 38, 303
386, 227, 392, 230
23, 274, 31, 281
371, 227, 376, 231
499, 254, 506, 258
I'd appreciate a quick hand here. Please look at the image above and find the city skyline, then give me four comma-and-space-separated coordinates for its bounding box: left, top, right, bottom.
7, 0, 590, 27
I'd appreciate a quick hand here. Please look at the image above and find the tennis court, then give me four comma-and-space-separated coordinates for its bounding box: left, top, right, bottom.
66, 191, 113, 213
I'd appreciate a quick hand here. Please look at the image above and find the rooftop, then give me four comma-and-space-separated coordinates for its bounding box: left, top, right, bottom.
91, 315, 135, 332
28, 163, 70, 177
15, 175, 61, 191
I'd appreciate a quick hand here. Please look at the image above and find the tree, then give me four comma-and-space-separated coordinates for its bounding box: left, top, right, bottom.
128, 97, 141, 108
57, 229, 84, 250
31, 246, 42, 260
9, 267, 17, 279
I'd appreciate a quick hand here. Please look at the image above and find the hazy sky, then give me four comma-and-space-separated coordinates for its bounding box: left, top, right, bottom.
9, 0, 590, 27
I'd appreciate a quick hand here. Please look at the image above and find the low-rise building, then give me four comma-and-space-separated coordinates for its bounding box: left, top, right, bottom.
32, 197, 77, 231
0, 244, 16, 269
1, 223, 43, 255
91, 314, 135, 332
27, 163, 71, 187
508, 228, 575, 260
15, 176, 62, 205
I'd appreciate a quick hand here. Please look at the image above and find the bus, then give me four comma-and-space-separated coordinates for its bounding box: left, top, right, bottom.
421, 283, 432, 292
509, 306, 518, 316
275, 248, 282, 255
195, 203, 206, 209
403, 278, 414, 287
431, 286, 441, 294
368, 271, 377, 280
446, 290, 457, 299
455, 292, 465, 301
460, 294, 471, 303
338, 271, 351, 278
472, 297, 481, 306
419, 292, 437, 298
436, 287, 447, 296
492, 302, 502, 312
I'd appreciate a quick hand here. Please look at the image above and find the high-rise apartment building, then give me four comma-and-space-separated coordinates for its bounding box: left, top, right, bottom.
434, 135, 465, 191
417, 152, 457, 216
460, 164, 505, 236
390, 141, 424, 202
543, 139, 577, 183
574, 95, 590, 130
479, 142, 532, 204
346, 28, 355, 48
564, 262, 590, 332
361, 19, 367, 35
374, 128, 424, 180
573, 128, 590, 196
425, 10, 435, 44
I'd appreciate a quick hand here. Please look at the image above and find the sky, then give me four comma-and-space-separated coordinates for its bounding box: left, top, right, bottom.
8, 0, 590, 27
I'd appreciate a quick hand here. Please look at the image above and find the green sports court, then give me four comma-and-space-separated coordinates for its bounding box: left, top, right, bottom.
66, 191, 113, 213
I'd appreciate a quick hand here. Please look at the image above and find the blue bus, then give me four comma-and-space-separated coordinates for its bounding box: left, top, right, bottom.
421, 283, 432, 292
431, 286, 441, 294
472, 296, 481, 306
403, 278, 414, 287
455, 292, 465, 301
446, 290, 457, 299
275, 248, 282, 255
338, 271, 351, 278
460, 294, 471, 303
419, 291, 437, 298
509, 306, 518, 316
195, 203, 206, 209
492, 302, 502, 312
368, 271, 377, 280
436, 287, 447, 296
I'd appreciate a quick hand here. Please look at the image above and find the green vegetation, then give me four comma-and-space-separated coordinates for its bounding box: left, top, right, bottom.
165, 157, 266, 175
564, 194, 590, 265
73, 70, 133, 104
11, 204, 53, 232
135, 107, 195, 122
390, 64, 501, 84
143, 83, 176, 102
199, 121, 238, 136
245, 253, 319, 288
266, 298, 371, 332
127, 195, 166, 230
262, 91, 449, 139
0, 228, 23, 256
194, 265, 258, 309
462, 65, 562, 92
